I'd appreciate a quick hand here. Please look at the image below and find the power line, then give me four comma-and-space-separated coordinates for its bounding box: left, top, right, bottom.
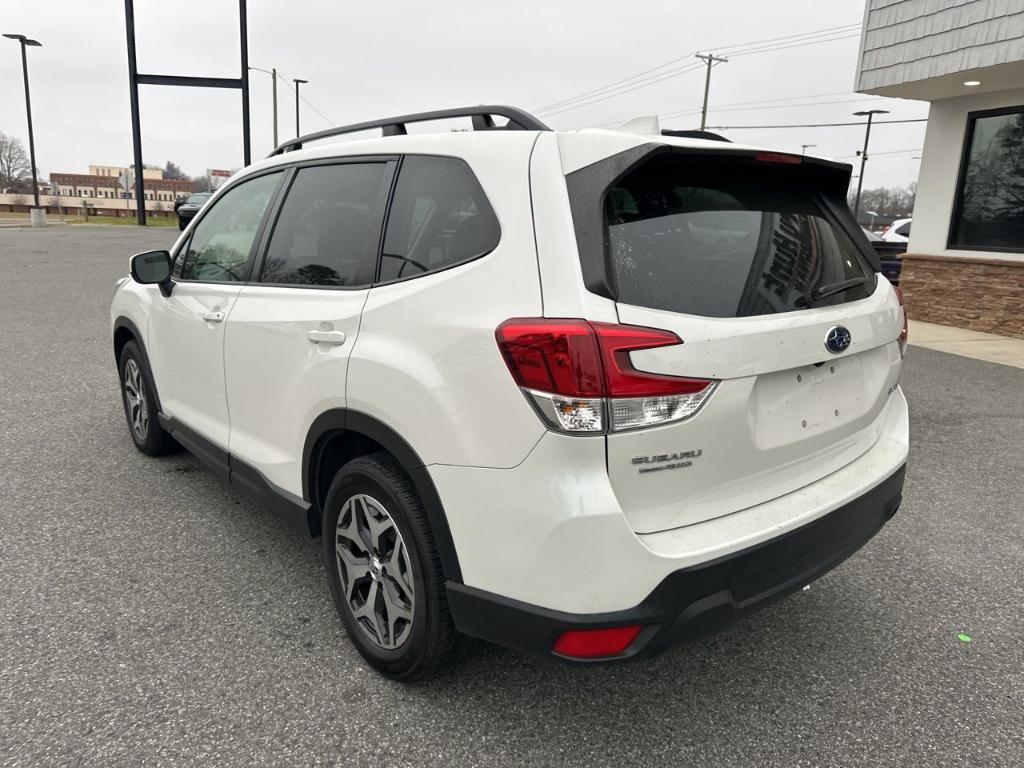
536, 64, 705, 118
705, 118, 928, 129
533, 22, 863, 117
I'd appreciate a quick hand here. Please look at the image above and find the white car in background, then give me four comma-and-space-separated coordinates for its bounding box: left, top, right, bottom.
110, 106, 909, 680
882, 217, 912, 242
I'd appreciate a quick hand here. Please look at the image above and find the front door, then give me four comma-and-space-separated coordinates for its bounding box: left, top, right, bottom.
147, 170, 284, 453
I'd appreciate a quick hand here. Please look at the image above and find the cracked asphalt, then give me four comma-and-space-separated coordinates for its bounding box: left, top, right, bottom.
1, 225, 1022, 767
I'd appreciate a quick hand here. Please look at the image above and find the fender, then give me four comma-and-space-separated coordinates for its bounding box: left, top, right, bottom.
113, 316, 162, 413
304, 409, 463, 584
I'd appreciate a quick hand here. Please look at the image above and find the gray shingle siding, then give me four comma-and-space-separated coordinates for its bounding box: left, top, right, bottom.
857, 0, 1024, 90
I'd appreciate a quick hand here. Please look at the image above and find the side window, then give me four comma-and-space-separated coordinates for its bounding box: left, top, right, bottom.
178, 171, 282, 283
261, 163, 390, 287
896, 221, 911, 236
380, 156, 500, 281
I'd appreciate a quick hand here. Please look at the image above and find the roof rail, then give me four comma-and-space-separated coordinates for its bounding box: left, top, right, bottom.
269, 105, 551, 157
661, 129, 731, 143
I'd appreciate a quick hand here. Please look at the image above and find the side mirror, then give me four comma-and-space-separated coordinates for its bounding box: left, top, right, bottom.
130, 250, 173, 296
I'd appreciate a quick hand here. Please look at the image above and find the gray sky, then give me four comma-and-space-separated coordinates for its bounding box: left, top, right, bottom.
2, 0, 927, 189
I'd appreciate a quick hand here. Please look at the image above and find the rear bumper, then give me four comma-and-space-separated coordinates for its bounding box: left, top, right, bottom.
448, 464, 904, 661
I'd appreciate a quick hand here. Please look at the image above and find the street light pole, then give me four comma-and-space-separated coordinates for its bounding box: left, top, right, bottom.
852, 109, 889, 220
3, 33, 43, 222
249, 66, 279, 148
293, 78, 308, 137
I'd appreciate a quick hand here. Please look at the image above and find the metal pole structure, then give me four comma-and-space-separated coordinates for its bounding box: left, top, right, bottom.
239, 0, 251, 166
124, 0, 146, 225
801, 143, 817, 155
852, 109, 889, 220
4, 34, 44, 215
272, 67, 278, 147
248, 66, 279, 149
293, 78, 308, 137
695, 53, 728, 131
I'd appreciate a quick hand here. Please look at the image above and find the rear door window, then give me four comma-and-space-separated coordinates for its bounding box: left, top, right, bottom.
260, 162, 391, 287
379, 156, 500, 282
604, 155, 875, 318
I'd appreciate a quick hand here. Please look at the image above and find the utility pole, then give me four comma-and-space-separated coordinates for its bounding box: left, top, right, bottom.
249, 66, 279, 148
852, 109, 890, 220
3, 33, 43, 223
801, 143, 817, 155
695, 53, 728, 131
293, 78, 308, 137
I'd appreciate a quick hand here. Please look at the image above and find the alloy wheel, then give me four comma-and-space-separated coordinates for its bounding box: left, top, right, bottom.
335, 493, 415, 650
123, 359, 148, 439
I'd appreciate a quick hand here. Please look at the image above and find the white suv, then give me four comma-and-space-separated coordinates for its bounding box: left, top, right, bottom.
111, 106, 909, 680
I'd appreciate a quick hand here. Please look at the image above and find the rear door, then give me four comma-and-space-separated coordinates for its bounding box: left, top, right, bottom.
576, 149, 904, 533
224, 158, 395, 494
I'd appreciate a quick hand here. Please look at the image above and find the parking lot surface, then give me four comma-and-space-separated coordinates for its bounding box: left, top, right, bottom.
1, 225, 1022, 767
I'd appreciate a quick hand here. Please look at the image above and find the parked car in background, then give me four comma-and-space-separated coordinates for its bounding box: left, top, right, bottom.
176, 192, 213, 230
881, 217, 911, 242
863, 227, 906, 284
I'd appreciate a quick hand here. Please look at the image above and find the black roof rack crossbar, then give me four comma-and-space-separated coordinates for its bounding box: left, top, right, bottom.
269, 105, 550, 156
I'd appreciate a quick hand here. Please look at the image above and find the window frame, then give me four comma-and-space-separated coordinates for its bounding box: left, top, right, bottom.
373, 153, 502, 287
250, 155, 399, 291
170, 167, 288, 285
947, 104, 1024, 254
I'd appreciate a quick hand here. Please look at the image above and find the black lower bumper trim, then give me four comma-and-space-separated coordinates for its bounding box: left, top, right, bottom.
447, 464, 905, 661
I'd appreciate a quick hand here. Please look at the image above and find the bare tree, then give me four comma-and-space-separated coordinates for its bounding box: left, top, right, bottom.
0, 132, 31, 189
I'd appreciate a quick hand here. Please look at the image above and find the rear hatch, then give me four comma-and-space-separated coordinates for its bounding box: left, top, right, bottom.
568, 146, 904, 534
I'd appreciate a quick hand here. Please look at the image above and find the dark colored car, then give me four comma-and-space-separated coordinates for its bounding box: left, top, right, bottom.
863, 227, 906, 284
176, 192, 213, 231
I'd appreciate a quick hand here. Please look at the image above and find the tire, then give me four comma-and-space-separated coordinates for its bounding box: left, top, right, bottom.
323, 452, 456, 680
118, 341, 177, 456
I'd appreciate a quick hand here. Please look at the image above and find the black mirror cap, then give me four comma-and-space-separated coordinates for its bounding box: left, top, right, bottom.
130, 250, 172, 286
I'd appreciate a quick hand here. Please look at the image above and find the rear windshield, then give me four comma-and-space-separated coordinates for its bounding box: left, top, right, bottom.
604, 155, 875, 318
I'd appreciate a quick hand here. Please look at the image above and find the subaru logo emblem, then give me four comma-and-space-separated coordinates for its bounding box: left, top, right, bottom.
824, 325, 852, 354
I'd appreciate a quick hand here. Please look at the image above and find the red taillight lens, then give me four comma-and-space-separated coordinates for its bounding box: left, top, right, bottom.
552, 625, 644, 659
495, 319, 603, 397
496, 319, 717, 434
754, 151, 802, 165
894, 286, 908, 356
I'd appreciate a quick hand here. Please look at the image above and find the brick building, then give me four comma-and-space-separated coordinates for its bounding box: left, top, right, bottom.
49, 165, 193, 204
855, 0, 1024, 338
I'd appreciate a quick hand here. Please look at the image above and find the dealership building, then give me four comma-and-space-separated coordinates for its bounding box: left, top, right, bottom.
856, 0, 1024, 338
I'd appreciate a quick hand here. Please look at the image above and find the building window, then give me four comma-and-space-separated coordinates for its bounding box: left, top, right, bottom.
949, 106, 1024, 253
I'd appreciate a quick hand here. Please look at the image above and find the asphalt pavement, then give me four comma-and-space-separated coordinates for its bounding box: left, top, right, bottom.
1, 225, 1022, 767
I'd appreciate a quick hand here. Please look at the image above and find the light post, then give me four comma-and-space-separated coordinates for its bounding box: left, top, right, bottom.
249, 65, 278, 149
865, 210, 879, 231
852, 109, 889, 220
3, 33, 43, 226
293, 78, 308, 137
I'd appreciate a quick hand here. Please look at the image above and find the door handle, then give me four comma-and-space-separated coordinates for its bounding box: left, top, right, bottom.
308, 329, 347, 346
203, 311, 225, 323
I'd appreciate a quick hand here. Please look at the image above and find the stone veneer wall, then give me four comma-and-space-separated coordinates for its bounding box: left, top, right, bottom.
901, 254, 1024, 339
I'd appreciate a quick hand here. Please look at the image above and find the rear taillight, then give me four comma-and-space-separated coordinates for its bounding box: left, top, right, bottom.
496, 319, 717, 434
894, 286, 908, 357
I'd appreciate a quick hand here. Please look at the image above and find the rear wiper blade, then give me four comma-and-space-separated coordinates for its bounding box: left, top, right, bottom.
810, 277, 869, 302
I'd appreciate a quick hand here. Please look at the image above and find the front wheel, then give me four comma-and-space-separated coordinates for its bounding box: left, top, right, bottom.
323, 453, 456, 680
118, 341, 177, 456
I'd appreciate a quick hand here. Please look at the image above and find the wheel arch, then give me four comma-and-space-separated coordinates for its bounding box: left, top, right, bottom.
304, 409, 463, 583
113, 316, 162, 413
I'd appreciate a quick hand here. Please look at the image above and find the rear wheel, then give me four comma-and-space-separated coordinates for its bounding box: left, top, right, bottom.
323, 453, 456, 680
118, 341, 177, 456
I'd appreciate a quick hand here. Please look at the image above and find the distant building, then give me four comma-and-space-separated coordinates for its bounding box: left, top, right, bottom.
855, 0, 1024, 338
50, 165, 193, 203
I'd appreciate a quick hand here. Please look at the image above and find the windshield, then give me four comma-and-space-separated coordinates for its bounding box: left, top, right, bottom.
603, 156, 876, 318
186, 193, 212, 205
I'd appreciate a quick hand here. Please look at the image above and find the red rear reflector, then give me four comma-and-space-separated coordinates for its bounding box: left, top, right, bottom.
754, 152, 802, 165
552, 625, 644, 659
